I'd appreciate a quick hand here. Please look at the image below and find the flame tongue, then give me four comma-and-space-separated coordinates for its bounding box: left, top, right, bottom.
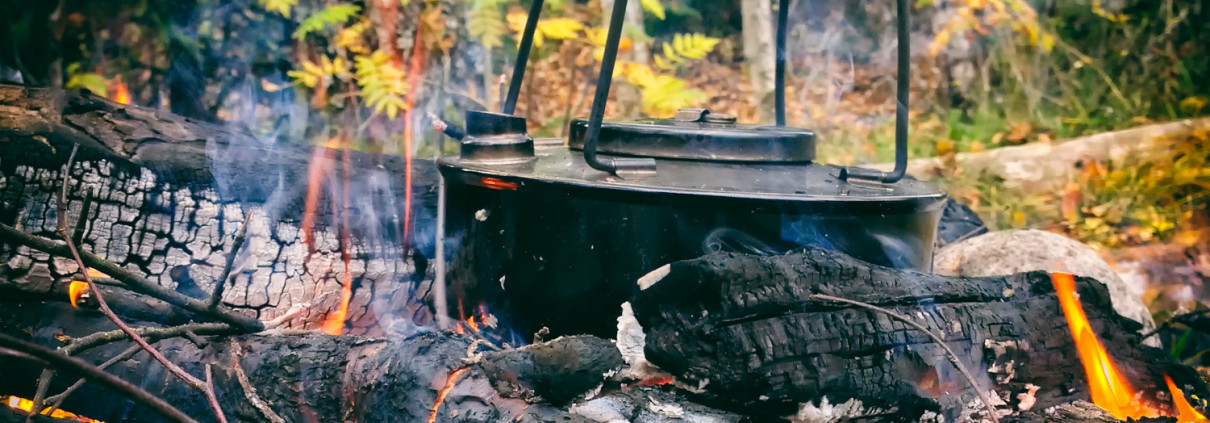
1053, 272, 1207, 422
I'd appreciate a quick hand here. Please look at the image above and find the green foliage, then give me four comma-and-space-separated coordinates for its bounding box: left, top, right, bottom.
468, 0, 507, 49
294, 4, 362, 40
64, 64, 108, 96
355, 50, 408, 119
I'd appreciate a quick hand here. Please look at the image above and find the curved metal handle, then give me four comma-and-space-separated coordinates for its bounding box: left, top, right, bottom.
839, 0, 910, 183
582, 0, 657, 174
502, 0, 545, 115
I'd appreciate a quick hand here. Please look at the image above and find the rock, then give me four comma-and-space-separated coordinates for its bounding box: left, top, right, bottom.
934, 229, 1156, 337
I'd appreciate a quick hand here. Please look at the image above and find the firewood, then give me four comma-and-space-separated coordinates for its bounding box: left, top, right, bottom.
630, 247, 1207, 420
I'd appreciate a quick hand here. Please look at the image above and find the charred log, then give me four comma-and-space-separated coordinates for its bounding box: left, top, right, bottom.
630, 247, 1207, 420
480, 335, 624, 405
0, 84, 440, 333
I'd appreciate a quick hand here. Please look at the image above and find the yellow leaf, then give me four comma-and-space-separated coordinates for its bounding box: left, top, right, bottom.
640, 0, 665, 20
257, 0, 297, 18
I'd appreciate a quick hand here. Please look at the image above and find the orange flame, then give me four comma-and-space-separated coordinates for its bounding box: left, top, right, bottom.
68, 281, 89, 307
321, 149, 355, 336
1165, 375, 1208, 422
426, 367, 469, 423
109, 76, 130, 105
3, 396, 103, 422
466, 316, 479, 333
1053, 272, 1207, 422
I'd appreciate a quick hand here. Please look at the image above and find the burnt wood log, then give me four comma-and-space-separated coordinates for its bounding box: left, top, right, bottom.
631, 247, 1208, 421
0, 298, 601, 423
0, 84, 441, 333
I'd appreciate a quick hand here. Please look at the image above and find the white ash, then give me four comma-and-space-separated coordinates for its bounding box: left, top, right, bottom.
647, 397, 685, 419
637, 264, 671, 291
954, 390, 1010, 423
788, 397, 892, 423
1016, 384, 1040, 411
616, 302, 662, 381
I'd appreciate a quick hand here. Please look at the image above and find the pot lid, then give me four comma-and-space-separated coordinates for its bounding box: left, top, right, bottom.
566, 108, 816, 163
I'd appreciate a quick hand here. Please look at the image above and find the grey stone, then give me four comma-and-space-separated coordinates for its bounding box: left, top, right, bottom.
934, 229, 1156, 338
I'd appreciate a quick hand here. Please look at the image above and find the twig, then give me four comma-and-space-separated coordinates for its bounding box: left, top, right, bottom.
230, 341, 286, 423
208, 212, 254, 310
265, 290, 335, 329
204, 364, 228, 423
70, 188, 94, 246
62, 322, 237, 355
810, 294, 1003, 423
44, 344, 143, 414
0, 333, 198, 423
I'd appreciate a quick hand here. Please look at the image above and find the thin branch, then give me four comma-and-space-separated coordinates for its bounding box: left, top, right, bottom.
810, 294, 1003, 423
44, 344, 143, 414
70, 188, 94, 246
63, 323, 237, 355
208, 212, 254, 310
230, 341, 286, 423
204, 364, 228, 423
0, 333, 198, 423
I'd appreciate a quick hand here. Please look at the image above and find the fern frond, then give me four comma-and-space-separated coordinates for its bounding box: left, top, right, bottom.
295, 4, 362, 39
469, 0, 507, 48
355, 50, 408, 119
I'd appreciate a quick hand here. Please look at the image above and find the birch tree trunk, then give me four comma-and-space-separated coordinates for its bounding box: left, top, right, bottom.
741, 0, 776, 123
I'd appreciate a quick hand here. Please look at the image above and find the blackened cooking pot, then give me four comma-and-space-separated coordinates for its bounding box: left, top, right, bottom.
436, 0, 942, 338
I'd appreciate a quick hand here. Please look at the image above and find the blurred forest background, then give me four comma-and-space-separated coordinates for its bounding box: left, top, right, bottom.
1, 0, 1209, 342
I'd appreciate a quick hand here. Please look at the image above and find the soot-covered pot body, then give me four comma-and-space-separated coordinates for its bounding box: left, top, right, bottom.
438, 111, 947, 337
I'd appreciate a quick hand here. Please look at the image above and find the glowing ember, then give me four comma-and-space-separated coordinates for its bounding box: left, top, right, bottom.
3, 395, 104, 422
426, 367, 469, 423
1053, 272, 1206, 422
68, 280, 89, 307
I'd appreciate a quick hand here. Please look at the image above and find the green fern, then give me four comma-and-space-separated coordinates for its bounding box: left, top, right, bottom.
295, 4, 362, 40
468, 0, 507, 49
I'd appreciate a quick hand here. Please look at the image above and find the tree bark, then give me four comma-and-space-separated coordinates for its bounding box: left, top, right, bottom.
741, 0, 776, 123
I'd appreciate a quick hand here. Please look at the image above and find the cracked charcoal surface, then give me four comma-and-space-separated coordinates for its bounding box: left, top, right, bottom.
0, 85, 439, 334
630, 247, 1207, 420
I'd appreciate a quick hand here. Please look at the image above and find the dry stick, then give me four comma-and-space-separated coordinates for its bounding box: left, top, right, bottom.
50, 147, 229, 423
63, 323, 238, 355
203, 364, 228, 423
0, 333, 198, 423
44, 344, 143, 415
810, 294, 1003, 423
208, 212, 254, 310
230, 341, 286, 423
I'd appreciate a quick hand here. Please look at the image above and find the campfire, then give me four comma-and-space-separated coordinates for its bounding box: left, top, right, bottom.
1, 0, 1209, 422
